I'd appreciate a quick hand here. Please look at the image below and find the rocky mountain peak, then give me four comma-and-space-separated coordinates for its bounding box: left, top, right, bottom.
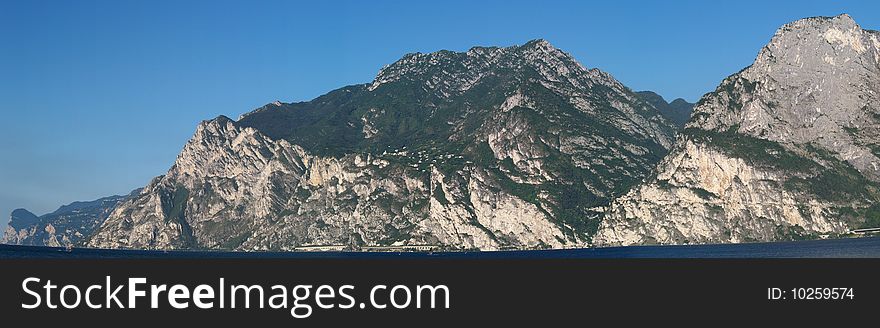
513, 38, 570, 61
687, 13, 880, 179
169, 114, 306, 182
596, 14, 880, 247
755, 14, 877, 69
234, 39, 675, 160
368, 39, 595, 93
522, 38, 552, 48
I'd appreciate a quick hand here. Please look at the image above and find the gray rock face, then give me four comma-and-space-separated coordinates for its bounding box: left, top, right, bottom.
87, 116, 583, 251
596, 15, 880, 246
88, 40, 678, 251
2, 191, 138, 247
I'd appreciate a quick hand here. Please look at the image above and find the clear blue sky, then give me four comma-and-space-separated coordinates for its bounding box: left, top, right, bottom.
1, 0, 879, 224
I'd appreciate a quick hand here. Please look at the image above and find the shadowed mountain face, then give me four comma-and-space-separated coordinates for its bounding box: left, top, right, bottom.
635, 91, 694, 128
597, 15, 880, 246
86, 40, 679, 251
7, 209, 39, 230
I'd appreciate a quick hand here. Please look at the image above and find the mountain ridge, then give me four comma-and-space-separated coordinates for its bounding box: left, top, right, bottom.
2, 189, 141, 247
8, 15, 878, 251
84, 39, 680, 251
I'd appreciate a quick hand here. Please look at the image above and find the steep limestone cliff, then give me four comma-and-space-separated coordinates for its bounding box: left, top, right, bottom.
596, 15, 880, 246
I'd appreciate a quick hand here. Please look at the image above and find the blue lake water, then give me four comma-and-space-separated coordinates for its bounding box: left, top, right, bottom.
2, 236, 880, 258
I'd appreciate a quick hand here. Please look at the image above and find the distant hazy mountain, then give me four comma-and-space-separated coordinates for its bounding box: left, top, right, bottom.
636, 91, 694, 128
7, 209, 39, 230
2, 190, 140, 247
597, 14, 880, 246
87, 40, 678, 251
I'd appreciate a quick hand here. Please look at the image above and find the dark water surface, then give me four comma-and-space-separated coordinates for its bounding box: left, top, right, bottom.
3, 236, 880, 258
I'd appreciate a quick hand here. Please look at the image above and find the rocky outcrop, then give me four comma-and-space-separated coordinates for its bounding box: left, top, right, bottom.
596, 15, 880, 246
87, 117, 574, 250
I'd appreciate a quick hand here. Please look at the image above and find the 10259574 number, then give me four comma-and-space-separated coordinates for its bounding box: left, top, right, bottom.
793, 288, 854, 300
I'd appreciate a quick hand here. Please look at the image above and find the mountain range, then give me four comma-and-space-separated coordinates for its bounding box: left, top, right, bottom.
4, 14, 878, 251
2, 189, 140, 247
